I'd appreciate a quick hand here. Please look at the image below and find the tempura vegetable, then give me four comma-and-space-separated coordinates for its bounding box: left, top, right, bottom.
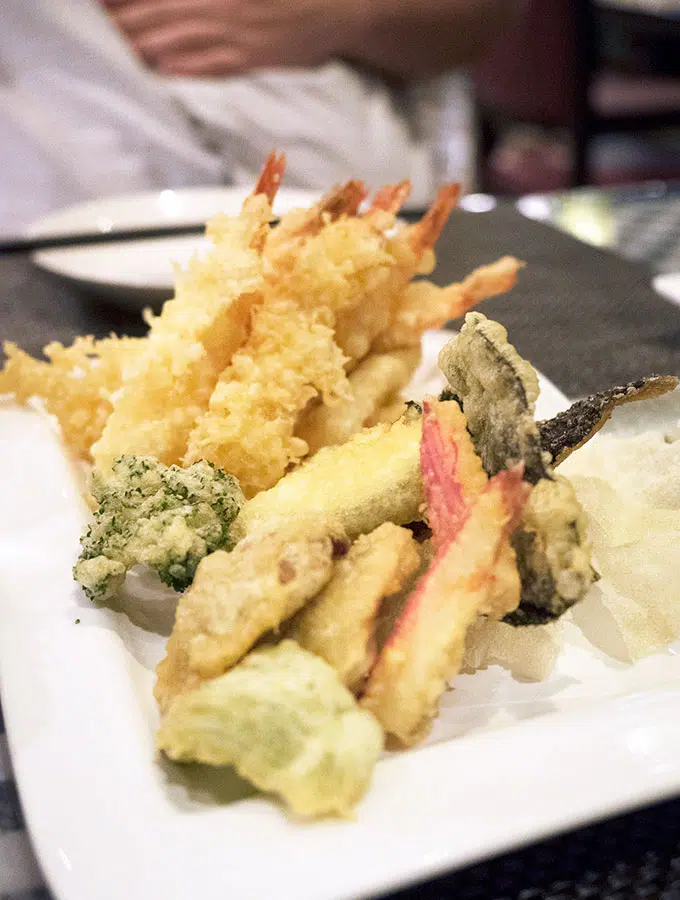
539, 375, 679, 466
295, 347, 421, 455
155, 517, 347, 712
439, 312, 595, 624
289, 523, 421, 692
157, 640, 384, 817
74, 456, 244, 602
239, 412, 423, 539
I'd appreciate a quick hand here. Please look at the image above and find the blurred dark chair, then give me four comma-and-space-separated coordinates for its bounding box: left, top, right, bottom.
472, 0, 680, 192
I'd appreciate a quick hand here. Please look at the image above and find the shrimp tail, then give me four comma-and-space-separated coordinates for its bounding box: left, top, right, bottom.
253, 151, 286, 205
367, 181, 412, 216
319, 180, 368, 221
410, 183, 461, 255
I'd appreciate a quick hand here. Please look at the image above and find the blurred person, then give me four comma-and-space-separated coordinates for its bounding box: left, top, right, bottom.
0, 0, 515, 229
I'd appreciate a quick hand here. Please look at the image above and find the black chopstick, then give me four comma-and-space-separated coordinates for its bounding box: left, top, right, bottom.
0, 223, 209, 255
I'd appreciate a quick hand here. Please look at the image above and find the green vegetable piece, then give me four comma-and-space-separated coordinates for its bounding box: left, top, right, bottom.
157, 640, 384, 818
74, 456, 244, 602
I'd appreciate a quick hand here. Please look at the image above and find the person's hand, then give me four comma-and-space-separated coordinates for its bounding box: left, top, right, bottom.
102, 0, 366, 76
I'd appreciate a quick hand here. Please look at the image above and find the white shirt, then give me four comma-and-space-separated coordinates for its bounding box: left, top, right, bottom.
0, 0, 454, 230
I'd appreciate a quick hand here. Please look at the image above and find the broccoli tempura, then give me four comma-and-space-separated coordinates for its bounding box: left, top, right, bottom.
74, 456, 244, 602
157, 640, 384, 818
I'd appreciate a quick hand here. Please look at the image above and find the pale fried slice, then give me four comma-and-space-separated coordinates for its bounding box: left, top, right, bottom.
374, 257, 523, 352
184, 301, 350, 496
289, 523, 421, 693
360, 469, 529, 747
295, 347, 421, 455
239, 413, 423, 539
0, 335, 141, 460
155, 518, 346, 712
157, 640, 384, 818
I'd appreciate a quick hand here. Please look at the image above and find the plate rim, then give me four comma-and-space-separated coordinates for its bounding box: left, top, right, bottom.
26, 186, 324, 298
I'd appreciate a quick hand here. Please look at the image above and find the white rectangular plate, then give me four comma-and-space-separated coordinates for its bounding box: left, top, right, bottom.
2, 331, 680, 900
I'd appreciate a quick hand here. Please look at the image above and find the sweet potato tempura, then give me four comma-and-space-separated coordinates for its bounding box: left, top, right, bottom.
289, 523, 421, 693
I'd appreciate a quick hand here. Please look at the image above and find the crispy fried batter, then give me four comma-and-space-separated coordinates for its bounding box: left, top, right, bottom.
374, 257, 523, 352
0, 335, 141, 459
155, 517, 346, 712
361, 469, 529, 746
508, 475, 593, 625
184, 300, 350, 496
439, 313, 595, 624
92, 173, 278, 470
295, 347, 421, 455
438, 312, 545, 482
185, 202, 427, 492
239, 412, 424, 539
539, 375, 679, 466
263, 179, 367, 272
157, 640, 384, 818
333, 185, 461, 364
289, 523, 421, 693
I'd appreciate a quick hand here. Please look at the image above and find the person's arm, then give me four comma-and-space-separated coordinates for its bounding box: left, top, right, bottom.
349, 0, 521, 79
103, 0, 520, 80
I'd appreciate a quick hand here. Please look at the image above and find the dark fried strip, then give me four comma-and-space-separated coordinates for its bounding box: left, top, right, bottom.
539, 375, 679, 467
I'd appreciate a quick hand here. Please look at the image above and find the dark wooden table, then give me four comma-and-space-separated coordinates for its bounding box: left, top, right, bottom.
2, 196, 680, 900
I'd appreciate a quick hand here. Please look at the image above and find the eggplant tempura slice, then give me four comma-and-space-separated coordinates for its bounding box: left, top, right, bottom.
438, 312, 594, 625
539, 375, 679, 467
438, 312, 547, 483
